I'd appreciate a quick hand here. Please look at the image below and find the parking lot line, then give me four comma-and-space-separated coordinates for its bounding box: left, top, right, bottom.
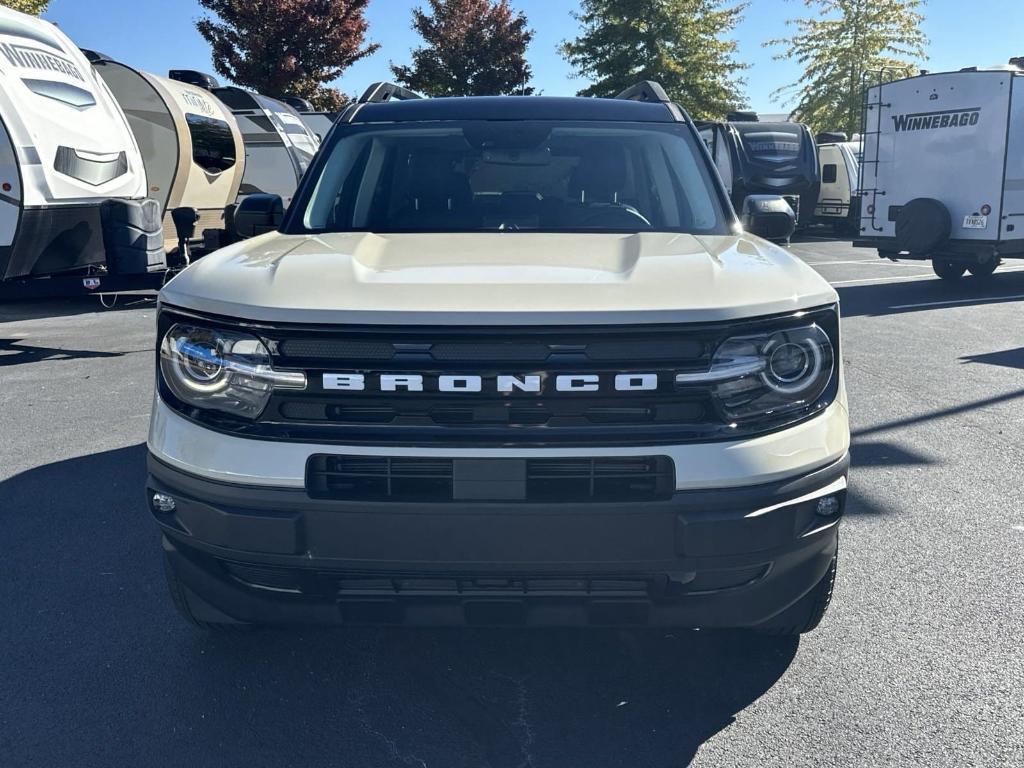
828, 273, 936, 286
889, 293, 1024, 310
801, 259, 923, 267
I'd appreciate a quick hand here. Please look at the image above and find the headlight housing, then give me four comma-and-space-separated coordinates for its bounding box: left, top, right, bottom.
677, 323, 835, 423
159, 323, 305, 419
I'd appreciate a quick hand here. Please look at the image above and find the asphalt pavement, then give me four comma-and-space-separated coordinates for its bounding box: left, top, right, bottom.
1, 235, 1022, 767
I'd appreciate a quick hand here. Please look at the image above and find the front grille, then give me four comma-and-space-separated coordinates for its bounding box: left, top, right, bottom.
278, 396, 707, 427
306, 455, 675, 502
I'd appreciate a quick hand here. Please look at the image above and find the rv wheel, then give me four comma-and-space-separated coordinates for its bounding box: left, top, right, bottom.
932, 259, 966, 280
967, 259, 1000, 278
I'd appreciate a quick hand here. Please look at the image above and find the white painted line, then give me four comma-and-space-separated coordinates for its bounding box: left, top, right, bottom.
803, 259, 884, 266
889, 292, 1024, 310
829, 265, 1024, 287
829, 273, 936, 286
803, 259, 927, 267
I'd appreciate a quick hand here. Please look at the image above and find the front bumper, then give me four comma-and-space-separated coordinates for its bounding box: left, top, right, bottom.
149, 451, 848, 628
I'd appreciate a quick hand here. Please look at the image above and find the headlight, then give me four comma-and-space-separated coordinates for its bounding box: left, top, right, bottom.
676, 324, 834, 422
159, 323, 305, 419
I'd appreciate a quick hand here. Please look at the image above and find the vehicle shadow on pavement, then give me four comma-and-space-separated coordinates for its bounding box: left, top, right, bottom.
836, 269, 1024, 317
960, 346, 1024, 371
0, 294, 156, 323
0, 444, 798, 768
0, 337, 127, 367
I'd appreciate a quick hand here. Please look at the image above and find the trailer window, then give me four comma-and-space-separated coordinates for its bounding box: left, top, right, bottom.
822, 164, 837, 184
186, 114, 236, 174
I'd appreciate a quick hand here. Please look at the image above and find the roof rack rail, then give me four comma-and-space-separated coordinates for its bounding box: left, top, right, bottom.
615, 81, 671, 104
358, 82, 424, 104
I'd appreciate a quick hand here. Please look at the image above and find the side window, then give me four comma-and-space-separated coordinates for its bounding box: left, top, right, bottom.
186, 114, 236, 174
822, 163, 838, 184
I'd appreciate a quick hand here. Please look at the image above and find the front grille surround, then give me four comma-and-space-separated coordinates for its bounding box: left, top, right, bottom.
157, 304, 840, 447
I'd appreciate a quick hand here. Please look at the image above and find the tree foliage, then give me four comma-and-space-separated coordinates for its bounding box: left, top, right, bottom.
391, 0, 534, 96
1, 0, 49, 14
561, 0, 748, 120
196, 0, 378, 110
768, 0, 927, 135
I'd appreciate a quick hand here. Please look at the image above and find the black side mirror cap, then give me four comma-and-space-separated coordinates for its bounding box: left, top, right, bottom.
741, 195, 796, 242
234, 194, 284, 239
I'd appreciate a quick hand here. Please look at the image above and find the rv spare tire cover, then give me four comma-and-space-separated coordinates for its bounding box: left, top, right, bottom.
895, 198, 951, 254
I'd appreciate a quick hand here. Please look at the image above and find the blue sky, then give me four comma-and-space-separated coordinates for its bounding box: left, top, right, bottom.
45, 0, 1024, 112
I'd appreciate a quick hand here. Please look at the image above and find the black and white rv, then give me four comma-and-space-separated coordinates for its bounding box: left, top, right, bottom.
280, 96, 338, 142
88, 55, 245, 254
855, 65, 1024, 279
698, 114, 820, 227
168, 77, 321, 206
0, 7, 160, 289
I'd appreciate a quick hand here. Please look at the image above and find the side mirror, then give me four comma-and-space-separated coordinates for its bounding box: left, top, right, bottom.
234, 194, 284, 239
741, 195, 796, 243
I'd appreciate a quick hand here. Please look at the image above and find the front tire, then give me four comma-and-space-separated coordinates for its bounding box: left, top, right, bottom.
164, 552, 252, 632
757, 552, 837, 635
933, 259, 966, 280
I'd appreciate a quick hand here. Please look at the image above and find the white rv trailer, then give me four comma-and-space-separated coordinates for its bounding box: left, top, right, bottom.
88, 55, 245, 253
855, 66, 1024, 279
195, 82, 320, 206
0, 7, 156, 284
815, 140, 860, 233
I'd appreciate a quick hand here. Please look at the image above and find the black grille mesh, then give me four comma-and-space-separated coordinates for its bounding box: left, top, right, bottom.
306, 455, 674, 502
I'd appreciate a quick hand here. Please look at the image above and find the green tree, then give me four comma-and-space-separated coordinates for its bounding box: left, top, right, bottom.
561, 0, 748, 120
1, 0, 49, 14
391, 0, 534, 96
196, 0, 378, 111
768, 0, 927, 135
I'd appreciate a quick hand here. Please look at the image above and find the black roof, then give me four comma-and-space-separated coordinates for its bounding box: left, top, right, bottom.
350, 95, 678, 124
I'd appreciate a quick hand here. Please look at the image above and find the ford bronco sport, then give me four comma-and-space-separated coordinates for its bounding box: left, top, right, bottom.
147, 82, 849, 633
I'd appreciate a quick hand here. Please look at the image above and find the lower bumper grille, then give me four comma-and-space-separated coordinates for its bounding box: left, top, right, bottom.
306, 455, 675, 502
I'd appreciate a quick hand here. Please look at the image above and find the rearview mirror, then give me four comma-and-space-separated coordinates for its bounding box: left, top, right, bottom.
741, 195, 796, 243
234, 194, 284, 239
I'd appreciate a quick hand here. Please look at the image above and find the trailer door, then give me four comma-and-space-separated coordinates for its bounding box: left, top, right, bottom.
0, 115, 19, 248
999, 74, 1024, 246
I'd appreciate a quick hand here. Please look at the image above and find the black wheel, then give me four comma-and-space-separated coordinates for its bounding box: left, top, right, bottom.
967, 258, 1000, 278
163, 552, 252, 632
932, 259, 966, 280
757, 552, 837, 636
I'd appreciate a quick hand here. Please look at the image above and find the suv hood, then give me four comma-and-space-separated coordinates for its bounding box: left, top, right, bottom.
161, 232, 837, 325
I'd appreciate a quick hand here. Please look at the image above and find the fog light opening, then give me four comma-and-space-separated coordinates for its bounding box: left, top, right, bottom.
815, 495, 841, 517
152, 492, 177, 513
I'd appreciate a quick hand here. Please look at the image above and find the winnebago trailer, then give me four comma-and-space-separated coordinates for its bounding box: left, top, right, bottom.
0, 7, 160, 287
698, 117, 820, 227
815, 140, 860, 233
855, 66, 1024, 279
88, 56, 244, 253
199, 84, 320, 205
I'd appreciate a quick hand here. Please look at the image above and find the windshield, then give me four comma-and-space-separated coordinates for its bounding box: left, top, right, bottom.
293, 120, 728, 234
